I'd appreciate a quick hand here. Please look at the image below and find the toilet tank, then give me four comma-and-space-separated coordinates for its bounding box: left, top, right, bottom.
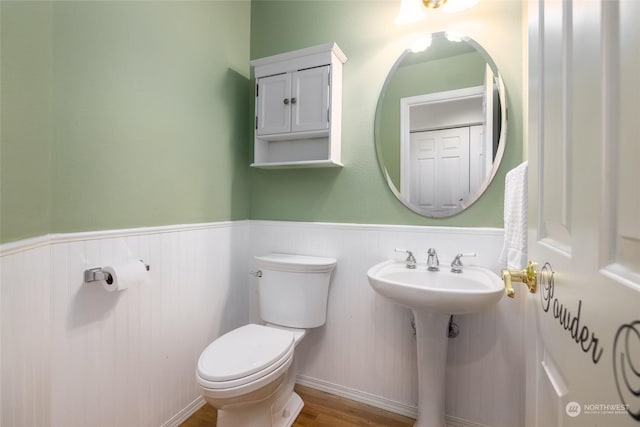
254, 253, 336, 328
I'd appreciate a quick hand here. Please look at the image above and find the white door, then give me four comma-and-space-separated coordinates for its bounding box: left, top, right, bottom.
408, 127, 470, 212
483, 63, 495, 175
256, 73, 291, 136
291, 65, 330, 133
526, 1, 640, 426
468, 124, 485, 198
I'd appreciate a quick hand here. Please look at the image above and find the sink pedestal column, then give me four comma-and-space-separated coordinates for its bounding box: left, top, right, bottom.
412, 310, 450, 427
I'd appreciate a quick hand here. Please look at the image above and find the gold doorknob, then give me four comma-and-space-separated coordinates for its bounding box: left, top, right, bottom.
501, 261, 537, 298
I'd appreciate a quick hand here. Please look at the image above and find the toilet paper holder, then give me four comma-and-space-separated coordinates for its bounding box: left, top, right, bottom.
84, 261, 150, 284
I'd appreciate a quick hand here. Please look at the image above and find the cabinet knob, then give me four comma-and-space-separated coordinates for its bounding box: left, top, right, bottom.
291, 97, 297, 104
283, 98, 289, 105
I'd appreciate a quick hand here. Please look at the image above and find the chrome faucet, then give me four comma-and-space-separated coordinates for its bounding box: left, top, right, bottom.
427, 248, 439, 271
395, 248, 416, 269
450, 252, 477, 273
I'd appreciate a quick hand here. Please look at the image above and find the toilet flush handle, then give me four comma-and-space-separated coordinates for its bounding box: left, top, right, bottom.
250, 270, 262, 278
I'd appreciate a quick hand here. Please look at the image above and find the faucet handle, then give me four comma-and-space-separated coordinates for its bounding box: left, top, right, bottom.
458, 252, 477, 258
451, 252, 476, 273
394, 248, 417, 269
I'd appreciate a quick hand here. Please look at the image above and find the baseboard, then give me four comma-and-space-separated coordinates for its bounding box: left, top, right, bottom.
296, 375, 490, 427
161, 395, 206, 427
296, 375, 418, 418
446, 415, 491, 427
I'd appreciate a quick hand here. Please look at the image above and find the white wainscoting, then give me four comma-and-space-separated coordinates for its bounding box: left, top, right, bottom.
0, 221, 249, 427
248, 221, 525, 427
1, 220, 524, 427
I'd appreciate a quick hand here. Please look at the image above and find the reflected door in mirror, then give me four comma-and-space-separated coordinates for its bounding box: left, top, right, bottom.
408, 127, 483, 213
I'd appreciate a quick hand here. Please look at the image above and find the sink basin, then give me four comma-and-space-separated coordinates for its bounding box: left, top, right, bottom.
367, 260, 503, 314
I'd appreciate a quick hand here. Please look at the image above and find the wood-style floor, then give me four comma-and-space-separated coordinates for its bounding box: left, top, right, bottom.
181, 385, 415, 427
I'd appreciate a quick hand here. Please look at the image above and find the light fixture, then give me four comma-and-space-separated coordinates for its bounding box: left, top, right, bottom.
440, 0, 480, 13
395, 0, 480, 25
422, 0, 448, 8
395, 0, 427, 25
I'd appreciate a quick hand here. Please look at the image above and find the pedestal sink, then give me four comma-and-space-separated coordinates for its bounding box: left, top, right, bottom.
366, 260, 504, 427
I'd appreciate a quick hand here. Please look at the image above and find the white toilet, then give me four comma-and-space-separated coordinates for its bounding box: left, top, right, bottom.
196, 253, 336, 427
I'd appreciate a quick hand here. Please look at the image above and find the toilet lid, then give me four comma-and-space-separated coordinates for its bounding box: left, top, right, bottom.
197, 324, 294, 383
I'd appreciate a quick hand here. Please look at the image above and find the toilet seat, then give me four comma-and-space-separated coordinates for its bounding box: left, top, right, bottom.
197, 324, 294, 390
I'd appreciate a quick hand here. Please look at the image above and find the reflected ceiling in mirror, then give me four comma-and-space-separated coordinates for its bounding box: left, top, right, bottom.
375, 32, 507, 218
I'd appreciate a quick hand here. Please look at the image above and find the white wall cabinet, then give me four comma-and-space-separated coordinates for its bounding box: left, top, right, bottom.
250, 43, 346, 168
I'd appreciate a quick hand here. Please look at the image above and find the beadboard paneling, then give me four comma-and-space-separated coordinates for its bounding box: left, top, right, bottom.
0, 245, 52, 427
1, 222, 249, 427
248, 221, 525, 427
2, 220, 524, 427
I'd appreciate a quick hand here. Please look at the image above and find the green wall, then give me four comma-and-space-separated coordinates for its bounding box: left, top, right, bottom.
1, 0, 524, 243
1, 1, 53, 242
249, 0, 523, 227
1, 0, 251, 242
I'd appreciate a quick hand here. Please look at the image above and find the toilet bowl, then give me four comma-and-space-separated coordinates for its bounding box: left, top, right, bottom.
196, 324, 302, 427
195, 253, 336, 427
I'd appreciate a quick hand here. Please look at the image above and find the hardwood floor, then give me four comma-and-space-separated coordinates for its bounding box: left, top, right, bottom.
181, 385, 415, 427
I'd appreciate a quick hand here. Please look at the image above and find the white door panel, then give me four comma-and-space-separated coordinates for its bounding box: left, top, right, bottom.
483, 63, 495, 177
539, 0, 572, 253
526, 1, 640, 427
614, 0, 640, 277
468, 124, 485, 197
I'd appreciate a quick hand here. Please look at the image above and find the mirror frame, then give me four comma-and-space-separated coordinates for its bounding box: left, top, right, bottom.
374, 32, 508, 218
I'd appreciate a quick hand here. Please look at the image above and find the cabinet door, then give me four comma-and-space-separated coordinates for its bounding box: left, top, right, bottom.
256, 73, 291, 136
291, 66, 330, 133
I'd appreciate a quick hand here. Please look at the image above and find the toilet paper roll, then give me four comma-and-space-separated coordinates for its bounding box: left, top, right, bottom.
102, 260, 147, 292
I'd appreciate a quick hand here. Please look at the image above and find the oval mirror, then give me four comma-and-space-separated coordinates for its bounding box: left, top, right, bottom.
375, 31, 507, 218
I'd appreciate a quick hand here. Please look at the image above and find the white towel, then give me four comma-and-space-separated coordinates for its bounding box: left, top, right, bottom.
499, 161, 528, 270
